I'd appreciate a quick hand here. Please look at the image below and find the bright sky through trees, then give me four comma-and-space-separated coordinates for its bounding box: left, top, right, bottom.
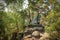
23, 0, 28, 9
0, 0, 29, 12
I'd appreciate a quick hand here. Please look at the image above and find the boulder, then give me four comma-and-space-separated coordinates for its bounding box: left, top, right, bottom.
32, 31, 40, 36
24, 35, 32, 38
39, 32, 50, 40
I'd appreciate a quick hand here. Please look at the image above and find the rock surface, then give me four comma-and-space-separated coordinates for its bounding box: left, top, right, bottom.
23, 32, 50, 40
32, 31, 40, 36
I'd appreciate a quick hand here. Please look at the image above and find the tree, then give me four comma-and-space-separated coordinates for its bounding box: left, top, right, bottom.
40, 1, 60, 32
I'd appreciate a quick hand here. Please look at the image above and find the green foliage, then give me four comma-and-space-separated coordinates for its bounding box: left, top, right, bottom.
0, 11, 24, 36
5, 0, 23, 5
45, 25, 56, 33
0, 0, 60, 40
0, 11, 7, 39
40, 1, 60, 32
41, 10, 60, 33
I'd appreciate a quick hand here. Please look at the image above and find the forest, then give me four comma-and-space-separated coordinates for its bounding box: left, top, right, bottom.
0, 0, 60, 40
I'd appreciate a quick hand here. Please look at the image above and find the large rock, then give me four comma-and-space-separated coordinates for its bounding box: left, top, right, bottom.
39, 32, 50, 40
23, 38, 32, 40
40, 33, 44, 37
32, 31, 40, 36
23, 35, 32, 40
32, 37, 39, 40
24, 35, 32, 38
